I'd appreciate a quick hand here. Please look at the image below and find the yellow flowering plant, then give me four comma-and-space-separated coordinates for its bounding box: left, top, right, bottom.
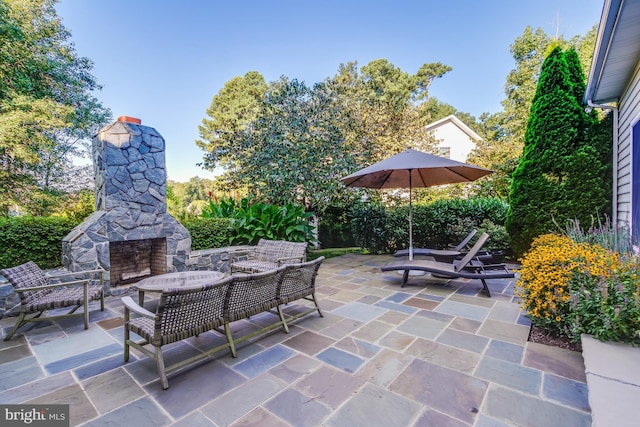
516, 233, 621, 340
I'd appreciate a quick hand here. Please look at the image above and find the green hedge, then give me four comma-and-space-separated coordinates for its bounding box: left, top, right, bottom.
181, 217, 234, 250
0, 216, 235, 270
350, 197, 510, 254
0, 216, 80, 269
317, 206, 356, 248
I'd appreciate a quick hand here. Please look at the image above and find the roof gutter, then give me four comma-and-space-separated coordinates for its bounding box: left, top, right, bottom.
586, 100, 618, 226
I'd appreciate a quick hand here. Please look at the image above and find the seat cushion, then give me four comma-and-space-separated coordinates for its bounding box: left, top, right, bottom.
25, 284, 103, 314
231, 260, 280, 273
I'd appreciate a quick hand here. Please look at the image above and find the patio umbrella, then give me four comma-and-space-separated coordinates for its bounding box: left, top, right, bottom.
340, 149, 493, 260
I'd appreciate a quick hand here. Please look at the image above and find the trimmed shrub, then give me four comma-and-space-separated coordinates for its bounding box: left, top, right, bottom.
317, 206, 356, 248
181, 217, 234, 250
350, 203, 391, 254
350, 197, 509, 254
0, 216, 79, 269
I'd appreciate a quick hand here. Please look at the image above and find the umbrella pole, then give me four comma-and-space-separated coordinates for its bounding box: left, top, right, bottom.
409, 169, 413, 261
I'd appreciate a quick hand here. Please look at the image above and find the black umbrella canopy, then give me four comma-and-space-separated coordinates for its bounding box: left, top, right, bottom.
340, 149, 493, 189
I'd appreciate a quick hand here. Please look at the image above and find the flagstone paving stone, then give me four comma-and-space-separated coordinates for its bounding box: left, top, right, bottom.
478, 318, 530, 344
83, 367, 144, 414
201, 373, 287, 426
294, 365, 365, 409
356, 348, 414, 387
437, 328, 490, 354
390, 358, 488, 424
26, 383, 98, 426
397, 315, 449, 340
475, 356, 542, 395
435, 300, 491, 322
0, 371, 75, 404
171, 411, 216, 427
375, 300, 420, 314
82, 396, 170, 427
523, 341, 587, 382
484, 339, 525, 364
483, 384, 591, 427
449, 317, 482, 333
405, 338, 480, 374
229, 406, 289, 427
335, 336, 381, 358
264, 388, 331, 427
542, 372, 590, 411
146, 360, 246, 419
0, 254, 595, 426
315, 347, 364, 373
414, 409, 470, 427
233, 345, 296, 378
0, 357, 44, 391
326, 382, 421, 427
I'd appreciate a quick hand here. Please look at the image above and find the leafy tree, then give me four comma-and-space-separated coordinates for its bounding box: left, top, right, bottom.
506, 46, 608, 256
197, 59, 452, 214
196, 71, 268, 171
231, 77, 354, 212
0, 0, 111, 215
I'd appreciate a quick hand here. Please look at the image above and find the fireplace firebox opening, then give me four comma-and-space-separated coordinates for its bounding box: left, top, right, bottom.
109, 238, 167, 287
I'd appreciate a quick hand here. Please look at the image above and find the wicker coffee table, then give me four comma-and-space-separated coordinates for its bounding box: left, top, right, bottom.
135, 270, 225, 306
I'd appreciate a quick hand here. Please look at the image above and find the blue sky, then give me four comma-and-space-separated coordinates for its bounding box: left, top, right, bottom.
56, 0, 604, 182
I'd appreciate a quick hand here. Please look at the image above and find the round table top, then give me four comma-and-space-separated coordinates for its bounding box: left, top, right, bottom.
135, 270, 225, 292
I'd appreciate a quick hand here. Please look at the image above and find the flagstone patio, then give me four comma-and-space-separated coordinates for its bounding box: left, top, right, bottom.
0, 254, 592, 426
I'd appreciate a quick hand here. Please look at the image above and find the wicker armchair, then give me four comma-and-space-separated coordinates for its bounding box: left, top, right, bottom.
277, 257, 324, 332
123, 277, 233, 390
230, 239, 307, 273
1, 261, 104, 341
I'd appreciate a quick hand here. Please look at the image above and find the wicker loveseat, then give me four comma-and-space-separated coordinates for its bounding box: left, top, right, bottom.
230, 239, 308, 273
123, 256, 324, 389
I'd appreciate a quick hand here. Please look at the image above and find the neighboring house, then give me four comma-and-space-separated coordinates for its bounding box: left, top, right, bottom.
585, 0, 640, 243
425, 115, 481, 163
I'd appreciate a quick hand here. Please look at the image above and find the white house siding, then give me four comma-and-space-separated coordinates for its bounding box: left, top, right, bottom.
425, 115, 481, 163
615, 62, 640, 229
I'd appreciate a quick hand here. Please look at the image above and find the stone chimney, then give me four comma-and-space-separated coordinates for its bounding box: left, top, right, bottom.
62, 117, 191, 292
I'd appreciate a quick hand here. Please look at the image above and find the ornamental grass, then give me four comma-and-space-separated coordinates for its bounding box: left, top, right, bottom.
517, 233, 640, 344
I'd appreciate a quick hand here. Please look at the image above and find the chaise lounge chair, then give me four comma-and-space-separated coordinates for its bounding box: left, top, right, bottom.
382, 233, 514, 297
394, 229, 478, 262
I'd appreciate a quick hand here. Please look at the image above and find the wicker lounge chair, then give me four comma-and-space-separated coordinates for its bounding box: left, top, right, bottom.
1, 261, 104, 341
230, 239, 307, 273
382, 233, 514, 296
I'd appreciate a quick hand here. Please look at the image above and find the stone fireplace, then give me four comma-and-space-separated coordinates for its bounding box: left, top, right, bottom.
62, 117, 191, 291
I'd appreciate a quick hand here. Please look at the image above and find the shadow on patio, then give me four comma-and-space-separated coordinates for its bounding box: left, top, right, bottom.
0, 254, 591, 427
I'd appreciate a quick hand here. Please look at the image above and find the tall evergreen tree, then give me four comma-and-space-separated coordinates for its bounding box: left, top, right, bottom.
506, 46, 608, 256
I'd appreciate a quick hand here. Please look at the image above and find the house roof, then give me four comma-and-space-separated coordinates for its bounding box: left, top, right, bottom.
425, 115, 482, 141
585, 0, 640, 104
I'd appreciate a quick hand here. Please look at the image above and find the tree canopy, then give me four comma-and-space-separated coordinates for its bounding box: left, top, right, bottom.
0, 0, 111, 215
196, 60, 453, 213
